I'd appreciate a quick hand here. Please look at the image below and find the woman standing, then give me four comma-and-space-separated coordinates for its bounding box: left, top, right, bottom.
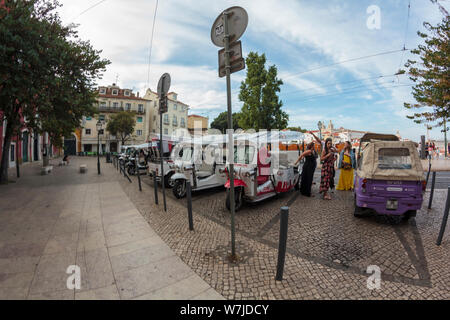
320, 138, 337, 200
336, 141, 356, 191
295, 132, 320, 197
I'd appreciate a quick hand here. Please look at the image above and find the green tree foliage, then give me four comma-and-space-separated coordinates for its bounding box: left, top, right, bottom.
210, 111, 242, 133
0, 0, 110, 182
106, 112, 135, 145
238, 52, 288, 131
401, 8, 449, 128
286, 126, 307, 133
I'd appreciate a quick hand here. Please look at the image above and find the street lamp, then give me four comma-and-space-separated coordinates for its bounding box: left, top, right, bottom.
317, 121, 322, 140
96, 120, 102, 175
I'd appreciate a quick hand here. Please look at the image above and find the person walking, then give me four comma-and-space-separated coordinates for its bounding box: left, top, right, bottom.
320, 138, 337, 200
336, 141, 356, 191
295, 132, 320, 197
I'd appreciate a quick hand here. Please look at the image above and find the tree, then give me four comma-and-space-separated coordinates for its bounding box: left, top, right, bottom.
106, 112, 135, 146
401, 6, 449, 130
210, 111, 242, 133
286, 126, 307, 133
0, 0, 109, 182
238, 52, 288, 131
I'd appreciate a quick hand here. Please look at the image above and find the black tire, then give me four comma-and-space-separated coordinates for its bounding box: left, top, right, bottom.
354, 196, 364, 217
164, 172, 175, 188
172, 179, 187, 199
127, 166, 135, 176
403, 210, 417, 221
226, 187, 244, 212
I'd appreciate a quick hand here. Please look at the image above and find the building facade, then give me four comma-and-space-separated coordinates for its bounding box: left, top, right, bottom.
144, 89, 189, 137
187, 115, 208, 134
81, 84, 151, 153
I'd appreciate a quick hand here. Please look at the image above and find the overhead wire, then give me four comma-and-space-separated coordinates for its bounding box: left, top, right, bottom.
146, 0, 159, 89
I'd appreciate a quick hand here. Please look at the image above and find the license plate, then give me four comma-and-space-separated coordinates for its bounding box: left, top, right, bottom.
387, 187, 402, 192
386, 199, 398, 210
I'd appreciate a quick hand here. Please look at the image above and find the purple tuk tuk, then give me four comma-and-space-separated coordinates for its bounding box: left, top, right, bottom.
354, 133, 425, 220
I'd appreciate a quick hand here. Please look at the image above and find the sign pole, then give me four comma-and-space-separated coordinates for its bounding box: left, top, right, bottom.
224, 11, 236, 258
160, 95, 167, 212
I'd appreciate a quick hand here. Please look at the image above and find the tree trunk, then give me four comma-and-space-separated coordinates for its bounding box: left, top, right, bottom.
43, 132, 49, 167
16, 133, 20, 178
0, 124, 13, 184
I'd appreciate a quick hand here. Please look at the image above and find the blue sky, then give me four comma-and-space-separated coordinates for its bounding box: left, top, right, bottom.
57, 0, 449, 142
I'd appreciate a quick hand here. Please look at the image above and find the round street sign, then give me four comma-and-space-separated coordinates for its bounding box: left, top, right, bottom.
211, 6, 248, 47
157, 73, 171, 97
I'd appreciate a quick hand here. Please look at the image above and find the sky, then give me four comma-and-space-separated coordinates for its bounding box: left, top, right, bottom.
56, 0, 449, 142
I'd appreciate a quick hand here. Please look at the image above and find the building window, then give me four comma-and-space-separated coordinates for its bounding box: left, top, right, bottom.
164, 128, 168, 135
137, 117, 143, 123
173, 115, 177, 126
138, 104, 144, 112
99, 102, 106, 108
153, 115, 156, 121
172, 93, 177, 100
124, 90, 130, 96
164, 114, 169, 124
85, 129, 91, 135
126, 103, 131, 111
152, 129, 155, 133
180, 118, 185, 127
99, 88, 106, 94
137, 130, 142, 136
174, 104, 177, 110
112, 102, 119, 109
112, 89, 118, 95
99, 115, 105, 122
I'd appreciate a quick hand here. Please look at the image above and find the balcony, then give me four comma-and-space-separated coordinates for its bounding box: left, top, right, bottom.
98, 106, 124, 112
180, 122, 186, 128
172, 121, 178, 126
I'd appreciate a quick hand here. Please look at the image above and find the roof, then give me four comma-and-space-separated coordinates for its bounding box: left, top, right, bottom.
188, 115, 207, 119
360, 133, 399, 143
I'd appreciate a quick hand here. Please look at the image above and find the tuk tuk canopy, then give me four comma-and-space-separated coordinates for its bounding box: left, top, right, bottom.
357, 140, 424, 181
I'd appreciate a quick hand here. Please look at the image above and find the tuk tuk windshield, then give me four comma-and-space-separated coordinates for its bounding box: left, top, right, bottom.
181, 147, 193, 162
234, 145, 255, 164
378, 148, 412, 170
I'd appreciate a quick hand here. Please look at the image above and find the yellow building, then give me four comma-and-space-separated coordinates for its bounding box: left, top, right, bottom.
187, 115, 208, 134
81, 84, 151, 153
144, 89, 189, 137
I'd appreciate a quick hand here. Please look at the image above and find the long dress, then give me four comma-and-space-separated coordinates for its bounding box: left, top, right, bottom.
336, 154, 354, 190
300, 152, 317, 197
320, 152, 336, 193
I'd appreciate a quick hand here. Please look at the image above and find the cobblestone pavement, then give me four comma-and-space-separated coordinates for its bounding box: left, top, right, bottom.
120, 162, 450, 300
2, 157, 449, 299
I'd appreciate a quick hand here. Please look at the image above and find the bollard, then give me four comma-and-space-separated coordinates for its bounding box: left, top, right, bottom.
187, 181, 194, 231
153, 172, 159, 205
137, 162, 142, 192
436, 186, 450, 246
426, 162, 432, 186
428, 171, 437, 209
275, 207, 289, 281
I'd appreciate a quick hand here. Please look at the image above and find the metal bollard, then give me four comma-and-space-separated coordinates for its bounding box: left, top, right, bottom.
137, 162, 142, 192
187, 181, 193, 231
275, 207, 289, 281
153, 172, 158, 205
428, 172, 437, 209
436, 186, 450, 246
426, 162, 432, 186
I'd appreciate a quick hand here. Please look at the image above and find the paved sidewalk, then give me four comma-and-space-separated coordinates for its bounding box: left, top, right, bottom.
0, 158, 224, 300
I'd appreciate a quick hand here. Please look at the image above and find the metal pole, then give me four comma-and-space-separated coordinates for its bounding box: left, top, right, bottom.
276, 207, 289, 281
420, 135, 426, 159
187, 180, 194, 231
16, 134, 20, 178
137, 159, 142, 192
426, 162, 432, 186
428, 171, 436, 209
444, 118, 448, 158
223, 11, 236, 258
437, 186, 450, 245
160, 102, 167, 212
97, 134, 101, 175
153, 172, 159, 204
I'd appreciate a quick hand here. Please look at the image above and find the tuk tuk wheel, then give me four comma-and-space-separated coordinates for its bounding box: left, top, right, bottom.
226, 187, 244, 212
172, 179, 187, 199
164, 172, 175, 188
354, 197, 364, 217
403, 210, 416, 221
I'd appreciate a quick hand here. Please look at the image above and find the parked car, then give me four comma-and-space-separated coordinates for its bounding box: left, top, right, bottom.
223, 131, 302, 211
169, 136, 228, 198
354, 133, 425, 220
